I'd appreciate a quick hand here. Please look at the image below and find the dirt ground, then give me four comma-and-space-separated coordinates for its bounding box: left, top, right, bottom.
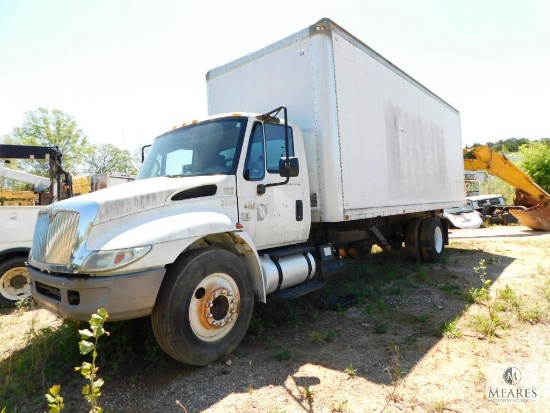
1, 225, 549, 413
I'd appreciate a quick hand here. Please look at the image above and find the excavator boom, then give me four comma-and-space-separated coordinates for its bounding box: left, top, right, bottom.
464, 145, 550, 231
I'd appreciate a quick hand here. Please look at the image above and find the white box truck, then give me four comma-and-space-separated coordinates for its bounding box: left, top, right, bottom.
28, 18, 464, 365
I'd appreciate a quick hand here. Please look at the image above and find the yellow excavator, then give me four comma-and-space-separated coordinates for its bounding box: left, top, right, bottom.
464, 145, 550, 231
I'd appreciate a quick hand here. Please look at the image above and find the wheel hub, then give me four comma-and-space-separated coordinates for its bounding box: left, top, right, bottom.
10, 274, 28, 290
205, 288, 237, 327
189, 273, 241, 342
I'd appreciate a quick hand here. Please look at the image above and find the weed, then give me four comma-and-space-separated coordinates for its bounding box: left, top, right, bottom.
469, 313, 507, 338
543, 280, 550, 302
45, 384, 64, 413
232, 346, 250, 358
431, 400, 447, 412
517, 305, 547, 324
375, 323, 387, 334
497, 285, 518, 305
264, 336, 278, 349
303, 385, 315, 403
75, 308, 109, 412
310, 329, 339, 344
440, 284, 461, 297
336, 304, 348, 316
387, 286, 402, 295
344, 364, 357, 377
0, 319, 80, 409
416, 312, 433, 324
331, 399, 349, 412
440, 318, 462, 339
129, 374, 139, 386
385, 346, 403, 383
14, 296, 35, 311
415, 263, 428, 282
466, 259, 491, 304
274, 350, 291, 361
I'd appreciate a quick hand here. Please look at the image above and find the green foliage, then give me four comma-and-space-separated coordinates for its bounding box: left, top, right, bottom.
480, 176, 515, 204
4, 107, 139, 178
466, 259, 491, 304
83, 143, 138, 175
45, 384, 64, 413
519, 141, 550, 192
440, 318, 462, 339
344, 364, 357, 377
310, 329, 339, 344
0, 320, 80, 410
274, 350, 291, 361
303, 385, 315, 403
485, 138, 531, 153
8, 108, 91, 175
75, 308, 109, 413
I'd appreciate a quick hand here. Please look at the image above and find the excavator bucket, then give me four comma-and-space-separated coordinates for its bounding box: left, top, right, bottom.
510, 207, 550, 231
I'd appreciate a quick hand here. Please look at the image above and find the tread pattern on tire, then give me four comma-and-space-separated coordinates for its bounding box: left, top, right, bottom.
151, 248, 253, 366
405, 218, 423, 262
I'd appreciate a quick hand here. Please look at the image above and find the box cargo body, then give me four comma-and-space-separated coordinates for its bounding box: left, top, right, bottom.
0, 206, 41, 250
207, 18, 464, 222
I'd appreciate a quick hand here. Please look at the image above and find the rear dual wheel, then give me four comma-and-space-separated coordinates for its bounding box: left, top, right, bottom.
151, 248, 254, 366
406, 217, 444, 262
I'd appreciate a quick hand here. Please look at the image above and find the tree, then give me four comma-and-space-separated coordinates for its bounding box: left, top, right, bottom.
8, 108, 91, 175
82, 143, 138, 175
486, 138, 531, 153
519, 140, 550, 192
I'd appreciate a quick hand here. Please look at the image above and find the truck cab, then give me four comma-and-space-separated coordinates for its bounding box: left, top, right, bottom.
29, 110, 316, 366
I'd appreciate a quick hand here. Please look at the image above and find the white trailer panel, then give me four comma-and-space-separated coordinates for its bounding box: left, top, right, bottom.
0, 206, 41, 251
207, 18, 464, 222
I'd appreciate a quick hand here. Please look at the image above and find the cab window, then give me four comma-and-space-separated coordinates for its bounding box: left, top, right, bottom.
265, 123, 294, 174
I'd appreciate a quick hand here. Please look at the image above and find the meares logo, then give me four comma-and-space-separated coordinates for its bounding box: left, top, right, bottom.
487, 388, 538, 399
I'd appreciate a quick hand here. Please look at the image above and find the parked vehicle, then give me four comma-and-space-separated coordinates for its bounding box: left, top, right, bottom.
464, 145, 550, 230
0, 144, 71, 307
28, 18, 464, 365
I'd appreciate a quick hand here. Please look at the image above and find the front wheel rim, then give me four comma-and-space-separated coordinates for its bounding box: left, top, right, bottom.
189, 272, 240, 342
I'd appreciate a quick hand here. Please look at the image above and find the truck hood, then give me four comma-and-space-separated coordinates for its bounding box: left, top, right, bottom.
59, 176, 230, 225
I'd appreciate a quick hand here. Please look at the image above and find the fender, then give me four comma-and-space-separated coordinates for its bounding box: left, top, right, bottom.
86, 211, 268, 301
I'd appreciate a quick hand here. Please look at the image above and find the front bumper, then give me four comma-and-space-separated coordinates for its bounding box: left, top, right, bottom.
29, 266, 166, 321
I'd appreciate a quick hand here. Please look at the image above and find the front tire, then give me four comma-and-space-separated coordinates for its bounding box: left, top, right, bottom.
151, 248, 254, 366
0, 256, 31, 308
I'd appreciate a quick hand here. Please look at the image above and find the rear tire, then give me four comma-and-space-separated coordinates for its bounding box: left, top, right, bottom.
405, 218, 423, 261
0, 256, 31, 308
151, 248, 254, 366
420, 217, 444, 262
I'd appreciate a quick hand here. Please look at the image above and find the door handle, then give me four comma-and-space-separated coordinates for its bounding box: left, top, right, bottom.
296, 200, 303, 221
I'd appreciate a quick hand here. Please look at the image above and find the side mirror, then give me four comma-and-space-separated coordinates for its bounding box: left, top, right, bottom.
279, 157, 299, 178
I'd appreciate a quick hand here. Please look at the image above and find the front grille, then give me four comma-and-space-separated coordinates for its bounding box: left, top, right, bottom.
32, 210, 79, 265
35, 281, 61, 301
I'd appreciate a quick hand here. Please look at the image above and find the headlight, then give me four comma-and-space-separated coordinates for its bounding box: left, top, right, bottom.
81, 246, 151, 272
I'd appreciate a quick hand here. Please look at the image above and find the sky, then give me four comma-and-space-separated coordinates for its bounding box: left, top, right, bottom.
0, 0, 549, 151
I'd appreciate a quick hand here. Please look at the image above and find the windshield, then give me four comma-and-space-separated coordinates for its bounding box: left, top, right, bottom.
137, 117, 248, 180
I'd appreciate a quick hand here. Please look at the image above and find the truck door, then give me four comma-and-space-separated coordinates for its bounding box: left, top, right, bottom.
236, 121, 308, 249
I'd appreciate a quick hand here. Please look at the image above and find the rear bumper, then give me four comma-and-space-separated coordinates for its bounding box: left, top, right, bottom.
29, 266, 166, 321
